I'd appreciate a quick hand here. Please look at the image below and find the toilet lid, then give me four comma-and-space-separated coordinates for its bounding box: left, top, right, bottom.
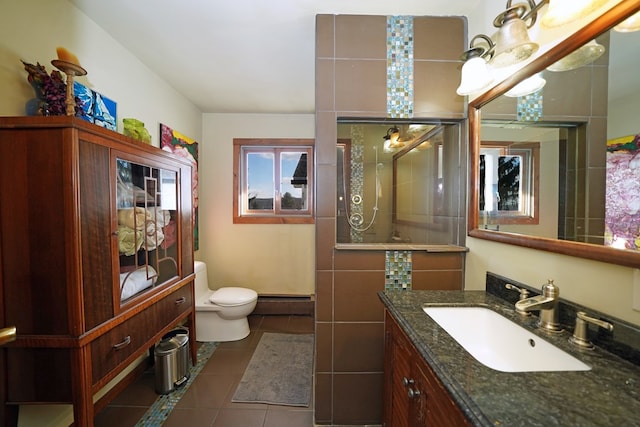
209, 287, 257, 306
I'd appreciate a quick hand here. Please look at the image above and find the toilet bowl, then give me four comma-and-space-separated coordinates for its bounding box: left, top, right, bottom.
193, 261, 258, 342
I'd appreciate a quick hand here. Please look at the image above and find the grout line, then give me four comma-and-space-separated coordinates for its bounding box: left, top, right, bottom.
134, 341, 218, 426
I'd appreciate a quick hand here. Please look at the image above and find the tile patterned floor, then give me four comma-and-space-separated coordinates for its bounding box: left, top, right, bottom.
95, 315, 315, 427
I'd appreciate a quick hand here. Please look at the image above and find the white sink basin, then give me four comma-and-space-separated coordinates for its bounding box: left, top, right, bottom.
423, 306, 591, 373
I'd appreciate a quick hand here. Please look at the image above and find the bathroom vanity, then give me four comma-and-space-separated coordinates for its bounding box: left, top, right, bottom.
380, 290, 640, 426
0, 117, 196, 426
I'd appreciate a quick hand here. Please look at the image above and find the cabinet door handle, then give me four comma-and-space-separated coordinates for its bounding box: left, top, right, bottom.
402, 377, 415, 387
0, 326, 17, 346
408, 388, 421, 399
175, 297, 186, 305
113, 335, 131, 350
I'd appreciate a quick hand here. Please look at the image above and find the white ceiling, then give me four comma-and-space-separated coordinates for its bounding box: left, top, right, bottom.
69, 0, 483, 114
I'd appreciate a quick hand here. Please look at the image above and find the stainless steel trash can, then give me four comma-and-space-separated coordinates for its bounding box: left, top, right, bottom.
154, 327, 191, 394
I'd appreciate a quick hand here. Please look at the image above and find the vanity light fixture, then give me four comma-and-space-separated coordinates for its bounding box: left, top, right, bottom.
490, 0, 549, 68
614, 11, 640, 32
456, 34, 496, 96
541, 0, 610, 28
546, 39, 605, 72
382, 126, 402, 153
504, 72, 546, 97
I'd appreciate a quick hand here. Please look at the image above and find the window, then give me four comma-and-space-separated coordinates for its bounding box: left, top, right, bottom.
233, 138, 314, 224
480, 141, 539, 225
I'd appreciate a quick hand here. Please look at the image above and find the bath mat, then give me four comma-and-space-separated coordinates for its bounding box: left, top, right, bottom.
232, 332, 314, 407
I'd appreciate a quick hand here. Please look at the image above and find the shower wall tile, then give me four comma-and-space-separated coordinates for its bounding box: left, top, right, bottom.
334, 271, 385, 321
315, 111, 337, 165
334, 250, 385, 270
316, 15, 335, 58
316, 163, 337, 218
335, 15, 387, 59
316, 271, 333, 322
315, 322, 333, 372
589, 117, 607, 167
316, 218, 335, 271
413, 16, 466, 61
316, 59, 335, 112
335, 59, 387, 112
333, 322, 384, 371
412, 270, 464, 290
332, 373, 384, 424
413, 61, 465, 116
314, 373, 332, 423
412, 252, 463, 270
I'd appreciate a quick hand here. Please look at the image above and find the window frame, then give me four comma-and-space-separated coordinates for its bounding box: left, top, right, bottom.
233, 138, 314, 224
479, 140, 540, 225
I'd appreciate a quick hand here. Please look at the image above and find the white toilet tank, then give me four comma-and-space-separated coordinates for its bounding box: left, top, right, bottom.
194, 261, 209, 295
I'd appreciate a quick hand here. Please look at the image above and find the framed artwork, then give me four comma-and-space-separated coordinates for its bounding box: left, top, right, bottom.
160, 123, 199, 251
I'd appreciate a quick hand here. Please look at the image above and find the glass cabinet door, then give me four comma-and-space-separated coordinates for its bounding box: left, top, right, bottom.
116, 156, 179, 304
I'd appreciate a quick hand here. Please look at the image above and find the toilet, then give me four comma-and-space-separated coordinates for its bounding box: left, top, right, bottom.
193, 261, 258, 342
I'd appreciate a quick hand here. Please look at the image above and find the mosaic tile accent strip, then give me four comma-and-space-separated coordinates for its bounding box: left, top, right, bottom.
385, 250, 412, 290
135, 341, 218, 426
517, 90, 543, 121
350, 125, 365, 242
386, 16, 414, 118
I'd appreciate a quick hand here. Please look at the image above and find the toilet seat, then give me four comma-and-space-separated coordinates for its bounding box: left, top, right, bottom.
209, 287, 257, 307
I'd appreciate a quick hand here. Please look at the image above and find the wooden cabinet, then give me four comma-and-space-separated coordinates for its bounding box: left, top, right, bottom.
383, 311, 471, 427
0, 117, 196, 426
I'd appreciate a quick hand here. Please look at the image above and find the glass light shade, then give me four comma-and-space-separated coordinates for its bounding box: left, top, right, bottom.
614, 11, 640, 32
546, 39, 605, 71
542, 0, 609, 27
457, 57, 495, 96
505, 73, 546, 97
491, 18, 539, 67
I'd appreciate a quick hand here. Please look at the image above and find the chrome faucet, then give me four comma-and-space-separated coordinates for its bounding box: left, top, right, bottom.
569, 311, 614, 349
514, 279, 563, 332
505, 283, 531, 316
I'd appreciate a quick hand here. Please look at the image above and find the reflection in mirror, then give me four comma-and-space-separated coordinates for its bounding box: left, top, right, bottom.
336, 120, 465, 245
469, 1, 640, 268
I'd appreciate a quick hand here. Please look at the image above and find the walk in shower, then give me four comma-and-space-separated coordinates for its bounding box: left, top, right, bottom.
336, 120, 466, 245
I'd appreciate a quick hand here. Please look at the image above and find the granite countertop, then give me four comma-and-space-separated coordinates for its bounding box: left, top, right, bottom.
380, 290, 640, 427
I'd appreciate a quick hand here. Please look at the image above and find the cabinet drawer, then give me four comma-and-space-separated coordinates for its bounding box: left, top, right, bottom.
90, 284, 192, 384
91, 308, 153, 384
155, 283, 193, 327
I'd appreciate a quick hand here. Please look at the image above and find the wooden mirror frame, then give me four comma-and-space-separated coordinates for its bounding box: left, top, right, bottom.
468, 0, 640, 268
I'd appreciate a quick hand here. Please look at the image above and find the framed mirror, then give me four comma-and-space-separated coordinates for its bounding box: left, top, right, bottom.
469, 1, 640, 268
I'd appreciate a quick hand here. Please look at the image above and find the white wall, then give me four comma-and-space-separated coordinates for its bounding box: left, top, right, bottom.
199, 113, 315, 295
0, 1, 203, 425
0, 0, 202, 145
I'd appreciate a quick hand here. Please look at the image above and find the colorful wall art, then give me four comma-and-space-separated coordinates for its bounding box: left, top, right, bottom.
605, 133, 640, 251
160, 123, 199, 251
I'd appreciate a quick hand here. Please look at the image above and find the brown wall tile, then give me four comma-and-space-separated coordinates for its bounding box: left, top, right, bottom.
315, 111, 337, 165
314, 373, 333, 423
335, 59, 387, 112
316, 163, 337, 218
334, 271, 385, 321
412, 270, 464, 290
412, 252, 463, 270
316, 59, 335, 112
334, 250, 385, 270
316, 15, 335, 58
316, 322, 333, 372
413, 61, 465, 116
333, 322, 384, 372
335, 15, 387, 59
333, 373, 384, 424
316, 218, 335, 271
414, 16, 466, 61
316, 271, 333, 321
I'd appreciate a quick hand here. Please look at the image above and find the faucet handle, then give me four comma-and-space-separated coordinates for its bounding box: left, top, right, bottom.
541, 279, 559, 298
505, 284, 531, 316
569, 311, 614, 349
505, 283, 530, 299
